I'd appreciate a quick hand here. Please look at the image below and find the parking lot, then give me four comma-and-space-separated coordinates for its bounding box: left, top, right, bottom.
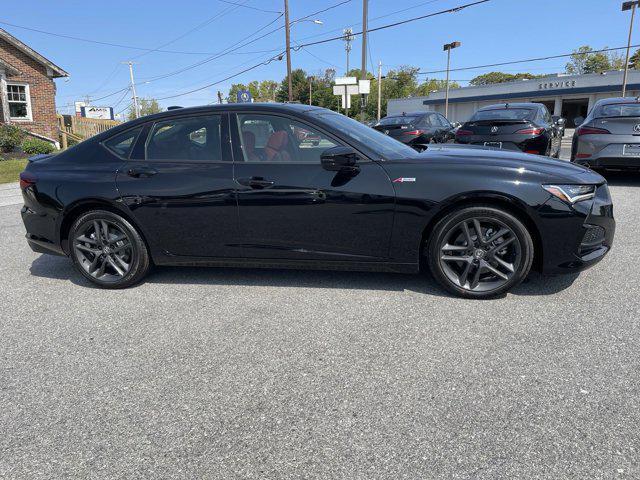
1, 145, 639, 478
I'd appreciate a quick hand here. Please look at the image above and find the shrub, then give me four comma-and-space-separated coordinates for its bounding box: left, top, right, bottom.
22, 137, 55, 155
0, 124, 25, 153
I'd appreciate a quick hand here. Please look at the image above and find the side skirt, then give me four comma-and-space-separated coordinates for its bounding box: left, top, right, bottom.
154, 256, 419, 274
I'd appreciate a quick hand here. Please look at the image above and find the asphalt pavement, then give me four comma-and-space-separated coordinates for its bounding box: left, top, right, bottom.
1, 145, 639, 478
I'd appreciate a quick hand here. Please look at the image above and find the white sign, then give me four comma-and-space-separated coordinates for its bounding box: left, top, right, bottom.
335, 76, 357, 85
333, 85, 359, 96
358, 80, 371, 95
81, 106, 114, 120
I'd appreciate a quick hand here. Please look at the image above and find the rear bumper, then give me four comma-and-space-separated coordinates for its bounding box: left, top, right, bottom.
574, 137, 640, 169
21, 203, 64, 256
537, 184, 615, 274
574, 155, 640, 170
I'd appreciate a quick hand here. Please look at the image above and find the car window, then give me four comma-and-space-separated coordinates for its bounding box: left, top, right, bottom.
429, 113, 445, 127
595, 103, 640, 118
377, 116, 419, 126
146, 115, 223, 161
437, 114, 451, 127
471, 108, 535, 121
104, 127, 143, 158
236, 114, 338, 163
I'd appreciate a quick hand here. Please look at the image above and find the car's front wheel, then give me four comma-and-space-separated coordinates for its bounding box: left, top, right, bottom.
426, 206, 534, 298
69, 210, 150, 288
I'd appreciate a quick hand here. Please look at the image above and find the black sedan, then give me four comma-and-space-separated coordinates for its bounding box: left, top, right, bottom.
19, 103, 614, 298
373, 111, 455, 150
455, 103, 564, 158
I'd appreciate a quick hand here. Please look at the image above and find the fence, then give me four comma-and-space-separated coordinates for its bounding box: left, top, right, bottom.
57, 114, 120, 148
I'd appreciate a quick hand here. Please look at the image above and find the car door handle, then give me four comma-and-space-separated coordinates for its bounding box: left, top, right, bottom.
237, 177, 274, 189
127, 167, 158, 178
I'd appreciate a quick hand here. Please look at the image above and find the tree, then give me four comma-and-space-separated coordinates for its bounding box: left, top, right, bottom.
275, 68, 311, 103
469, 71, 543, 86
127, 98, 162, 120
565, 46, 624, 75
630, 48, 640, 69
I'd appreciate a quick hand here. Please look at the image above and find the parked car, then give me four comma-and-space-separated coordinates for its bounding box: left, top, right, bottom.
455, 103, 564, 158
571, 97, 640, 171
20, 103, 614, 299
373, 111, 455, 151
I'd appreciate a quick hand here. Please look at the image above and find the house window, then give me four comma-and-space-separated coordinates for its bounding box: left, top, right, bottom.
7, 84, 32, 120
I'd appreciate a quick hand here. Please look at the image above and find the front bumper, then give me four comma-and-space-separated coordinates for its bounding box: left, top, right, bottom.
536, 184, 615, 274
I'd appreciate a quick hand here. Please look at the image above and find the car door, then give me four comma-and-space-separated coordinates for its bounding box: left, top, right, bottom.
115, 112, 240, 259
231, 112, 396, 262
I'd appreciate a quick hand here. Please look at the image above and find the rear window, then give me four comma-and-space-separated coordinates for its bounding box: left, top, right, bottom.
595, 103, 640, 118
470, 108, 534, 122
377, 116, 418, 126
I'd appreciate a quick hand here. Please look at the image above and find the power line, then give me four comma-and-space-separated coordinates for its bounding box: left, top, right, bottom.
418, 44, 640, 74
293, 0, 491, 50
132, 1, 254, 60
154, 52, 285, 101
216, 0, 282, 13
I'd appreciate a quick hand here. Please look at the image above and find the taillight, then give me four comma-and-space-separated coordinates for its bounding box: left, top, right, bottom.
456, 129, 473, 136
515, 127, 545, 135
403, 129, 424, 135
19, 171, 37, 190
524, 150, 540, 154
576, 153, 592, 159
576, 126, 610, 136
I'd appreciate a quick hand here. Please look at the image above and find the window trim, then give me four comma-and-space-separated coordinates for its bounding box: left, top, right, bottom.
230, 111, 371, 165
6, 82, 32, 122
139, 112, 231, 164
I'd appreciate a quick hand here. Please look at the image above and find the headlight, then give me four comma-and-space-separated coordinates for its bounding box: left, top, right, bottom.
542, 184, 596, 204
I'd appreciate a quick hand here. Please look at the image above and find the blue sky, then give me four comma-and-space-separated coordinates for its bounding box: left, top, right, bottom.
4, 0, 634, 117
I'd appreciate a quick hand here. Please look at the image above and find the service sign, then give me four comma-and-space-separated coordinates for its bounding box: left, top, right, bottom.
81, 106, 114, 120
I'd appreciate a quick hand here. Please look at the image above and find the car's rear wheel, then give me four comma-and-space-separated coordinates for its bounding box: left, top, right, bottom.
69, 210, 150, 288
426, 206, 534, 299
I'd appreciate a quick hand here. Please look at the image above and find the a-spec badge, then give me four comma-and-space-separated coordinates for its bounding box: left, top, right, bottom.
393, 177, 416, 183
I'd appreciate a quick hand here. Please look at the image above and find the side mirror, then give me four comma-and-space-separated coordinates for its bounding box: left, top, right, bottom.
553, 117, 566, 126
321, 146, 359, 171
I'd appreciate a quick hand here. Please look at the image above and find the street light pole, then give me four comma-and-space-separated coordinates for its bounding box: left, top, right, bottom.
360, 0, 368, 122
443, 41, 461, 118
124, 61, 140, 119
284, 0, 293, 102
622, 1, 640, 97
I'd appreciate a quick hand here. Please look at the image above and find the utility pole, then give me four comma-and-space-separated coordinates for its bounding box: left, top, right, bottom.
377, 60, 382, 121
308, 77, 313, 105
284, 0, 293, 102
443, 41, 461, 119
360, 0, 368, 122
217, 91, 223, 104
124, 61, 140, 118
622, 1, 640, 97
342, 28, 354, 74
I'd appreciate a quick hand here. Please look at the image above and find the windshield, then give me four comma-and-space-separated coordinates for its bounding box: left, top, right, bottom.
377, 116, 418, 126
470, 108, 534, 122
309, 111, 419, 159
595, 103, 640, 118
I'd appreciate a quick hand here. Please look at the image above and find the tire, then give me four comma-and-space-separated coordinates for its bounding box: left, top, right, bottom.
426, 206, 534, 299
68, 210, 150, 288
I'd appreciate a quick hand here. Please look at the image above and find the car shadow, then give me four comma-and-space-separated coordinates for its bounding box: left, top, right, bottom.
29, 255, 579, 298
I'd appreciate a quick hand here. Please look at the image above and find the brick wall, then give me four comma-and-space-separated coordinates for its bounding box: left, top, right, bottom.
0, 37, 58, 141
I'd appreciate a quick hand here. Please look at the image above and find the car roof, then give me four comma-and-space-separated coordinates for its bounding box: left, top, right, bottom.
594, 97, 640, 107
127, 102, 327, 125
382, 111, 437, 118
478, 103, 541, 111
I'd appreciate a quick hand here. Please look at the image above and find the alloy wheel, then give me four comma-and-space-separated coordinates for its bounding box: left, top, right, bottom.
73, 219, 134, 282
438, 217, 522, 293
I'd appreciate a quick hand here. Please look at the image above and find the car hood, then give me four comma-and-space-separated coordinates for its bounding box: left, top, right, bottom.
388, 145, 604, 184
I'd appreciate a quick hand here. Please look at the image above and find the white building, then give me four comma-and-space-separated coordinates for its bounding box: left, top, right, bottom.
387, 70, 640, 128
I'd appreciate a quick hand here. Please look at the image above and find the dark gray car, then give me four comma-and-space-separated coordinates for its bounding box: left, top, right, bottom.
571, 97, 640, 171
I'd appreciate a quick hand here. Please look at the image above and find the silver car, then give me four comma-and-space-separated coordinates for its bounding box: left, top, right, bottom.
571, 97, 640, 171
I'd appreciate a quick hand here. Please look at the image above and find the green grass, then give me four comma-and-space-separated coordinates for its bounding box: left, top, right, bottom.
0, 158, 28, 184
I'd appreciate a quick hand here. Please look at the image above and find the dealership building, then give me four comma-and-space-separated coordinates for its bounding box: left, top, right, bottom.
387, 70, 640, 128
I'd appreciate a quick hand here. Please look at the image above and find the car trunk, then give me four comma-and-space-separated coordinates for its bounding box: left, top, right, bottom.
592, 116, 640, 135
464, 119, 531, 135
373, 122, 415, 139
